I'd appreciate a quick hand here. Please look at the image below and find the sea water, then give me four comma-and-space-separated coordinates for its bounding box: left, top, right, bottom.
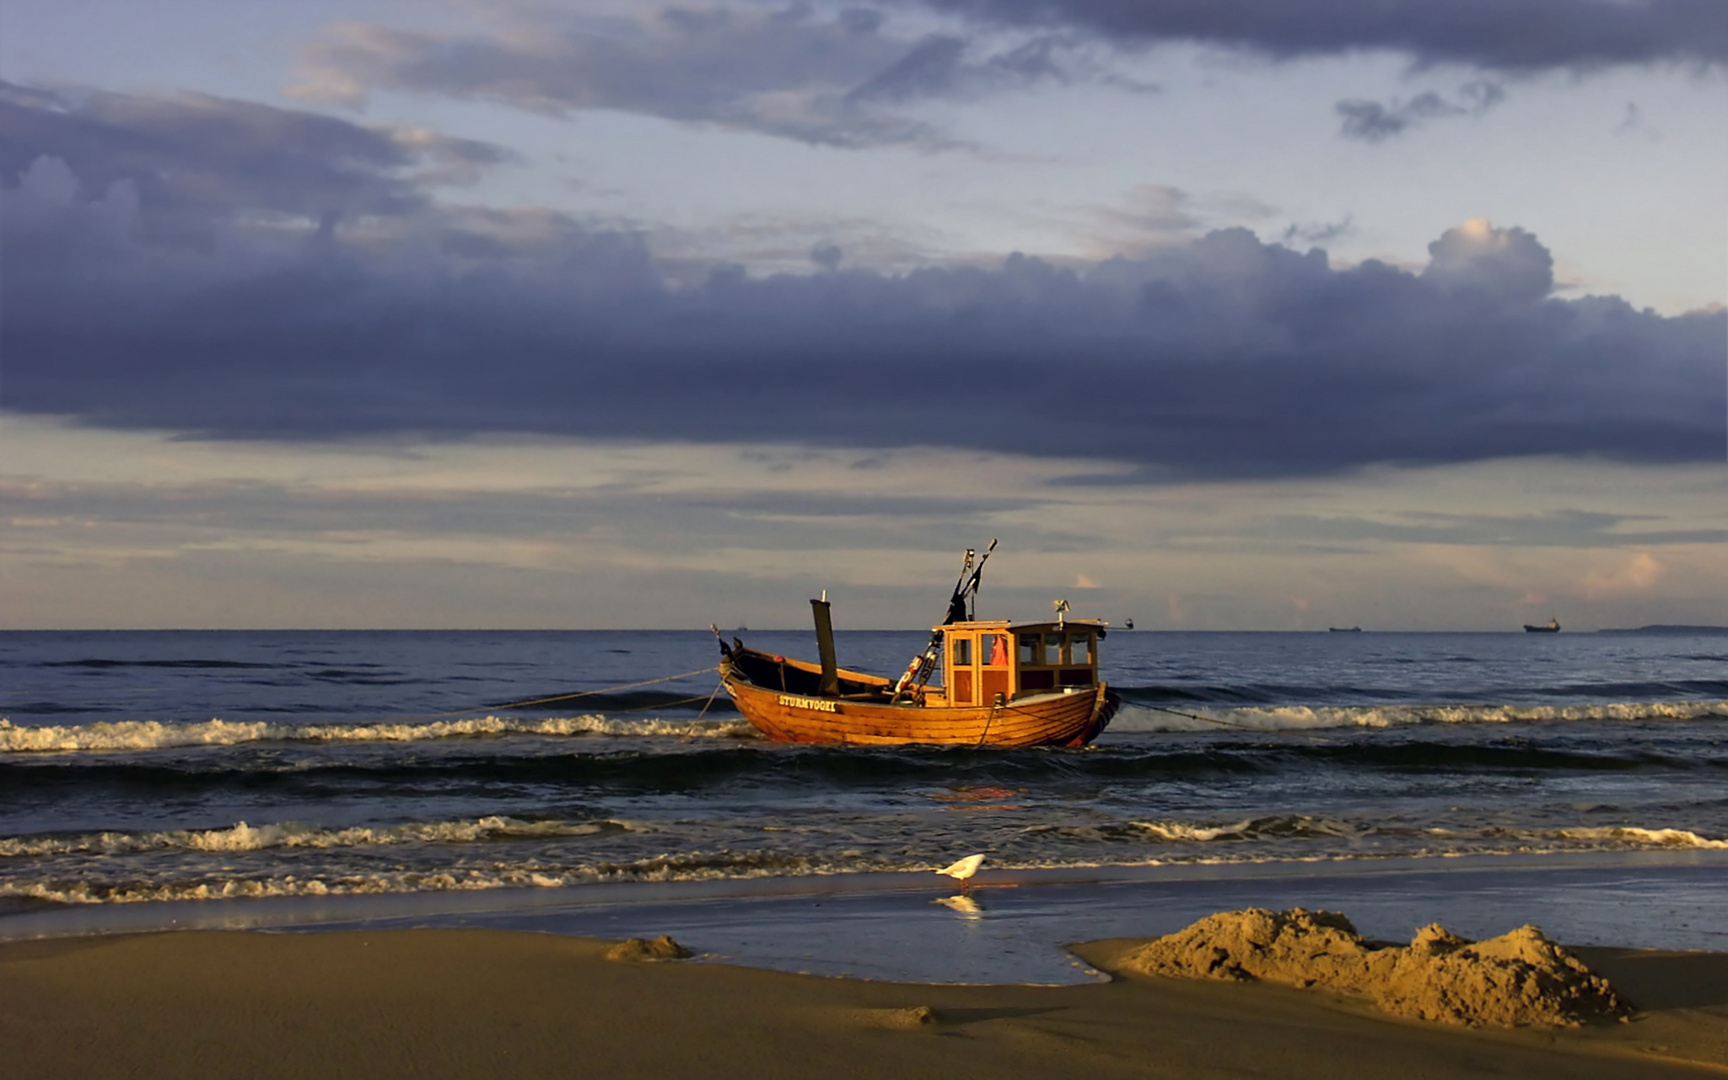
2, 629, 1724, 912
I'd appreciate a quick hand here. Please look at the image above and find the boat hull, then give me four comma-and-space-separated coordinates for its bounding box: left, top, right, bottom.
721, 656, 1118, 748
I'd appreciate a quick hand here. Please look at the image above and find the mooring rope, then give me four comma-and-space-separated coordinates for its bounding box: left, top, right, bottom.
605, 691, 726, 715
485, 667, 719, 711
1140, 702, 1336, 742
692, 678, 727, 722
964, 694, 1336, 744
367, 666, 721, 725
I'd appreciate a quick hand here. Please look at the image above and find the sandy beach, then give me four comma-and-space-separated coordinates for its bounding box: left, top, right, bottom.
2, 925, 1724, 1080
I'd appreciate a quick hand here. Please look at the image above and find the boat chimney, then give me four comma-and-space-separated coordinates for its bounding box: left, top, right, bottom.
811, 596, 840, 697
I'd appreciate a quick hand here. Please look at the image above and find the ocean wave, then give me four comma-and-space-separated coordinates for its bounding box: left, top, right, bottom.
0, 850, 848, 905
0, 714, 759, 753
1129, 815, 1363, 843
4, 699, 1721, 754
0, 738, 1716, 797
0, 815, 641, 858
1123, 816, 1728, 851
8, 821, 1728, 905
1549, 826, 1728, 850
1110, 699, 1728, 733
0, 870, 584, 905
37, 658, 280, 670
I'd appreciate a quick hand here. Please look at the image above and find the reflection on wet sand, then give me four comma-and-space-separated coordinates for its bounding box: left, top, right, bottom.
935, 894, 984, 918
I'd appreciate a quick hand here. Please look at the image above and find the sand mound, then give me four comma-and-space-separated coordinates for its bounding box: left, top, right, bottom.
1121, 909, 1627, 1028
605, 935, 694, 962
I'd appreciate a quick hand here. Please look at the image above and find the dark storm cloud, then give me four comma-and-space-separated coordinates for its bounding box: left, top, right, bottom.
292, 7, 1074, 147
912, 0, 1728, 71
0, 82, 509, 245
1, 89, 1722, 479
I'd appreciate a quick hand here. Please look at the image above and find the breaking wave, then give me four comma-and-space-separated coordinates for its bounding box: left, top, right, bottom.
1111, 698, 1728, 733
0, 714, 759, 753
1548, 826, 1728, 849
0, 849, 854, 905
1131, 816, 1364, 843
6, 819, 1726, 905
3, 699, 1722, 754
0, 815, 641, 858
1123, 816, 1728, 851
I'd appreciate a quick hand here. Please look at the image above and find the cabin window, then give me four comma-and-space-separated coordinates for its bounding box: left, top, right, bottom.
983, 633, 1009, 666
1044, 633, 1065, 665
1018, 635, 1037, 663
1071, 634, 1092, 664
952, 636, 973, 666
1019, 669, 1054, 691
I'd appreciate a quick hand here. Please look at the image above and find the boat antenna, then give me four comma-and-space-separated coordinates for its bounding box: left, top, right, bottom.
892, 539, 999, 702
955, 539, 997, 622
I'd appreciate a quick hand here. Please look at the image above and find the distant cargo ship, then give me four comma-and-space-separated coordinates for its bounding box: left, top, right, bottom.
1524, 618, 1561, 633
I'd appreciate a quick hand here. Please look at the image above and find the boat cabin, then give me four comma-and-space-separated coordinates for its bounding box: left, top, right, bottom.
924, 619, 1106, 707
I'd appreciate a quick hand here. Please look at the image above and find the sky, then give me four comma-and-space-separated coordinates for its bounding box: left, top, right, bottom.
1, 0, 1725, 631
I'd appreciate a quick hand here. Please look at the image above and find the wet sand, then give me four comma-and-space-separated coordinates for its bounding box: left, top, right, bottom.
2, 927, 1725, 1079
9, 853, 1728, 986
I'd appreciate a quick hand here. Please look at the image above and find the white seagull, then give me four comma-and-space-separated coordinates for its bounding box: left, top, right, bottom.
936, 853, 986, 894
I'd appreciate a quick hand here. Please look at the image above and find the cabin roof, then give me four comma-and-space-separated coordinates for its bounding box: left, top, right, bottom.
935, 618, 1109, 634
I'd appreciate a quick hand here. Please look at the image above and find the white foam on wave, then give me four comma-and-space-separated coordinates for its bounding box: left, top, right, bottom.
7, 700, 1717, 750
0, 815, 643, 858
0, 849, 846, 905
1111, 699, 1728, 733
0, 714, 759, 753
0, 869, 580, 905
1126, 816, 1728, 852
1129, 816, 1364, 842
1132, 820, 1256, 843
1551, 826, 1728, 850
6, 820, 1728, 905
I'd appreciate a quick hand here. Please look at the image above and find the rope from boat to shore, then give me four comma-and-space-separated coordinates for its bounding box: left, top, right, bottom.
1141, 703, 1336, 742
607, 691, 725, 714
968, 696, 1335, 743
367, 666, 722, 725
692, 677, 726, 722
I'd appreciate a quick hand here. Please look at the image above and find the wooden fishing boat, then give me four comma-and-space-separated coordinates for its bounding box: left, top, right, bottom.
714, 544, 1119, 747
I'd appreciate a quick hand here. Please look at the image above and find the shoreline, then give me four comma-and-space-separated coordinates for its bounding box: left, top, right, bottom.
5, 850, 1727, 985
6, 850, 1726, 1075
3, 925, 1725, 1079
